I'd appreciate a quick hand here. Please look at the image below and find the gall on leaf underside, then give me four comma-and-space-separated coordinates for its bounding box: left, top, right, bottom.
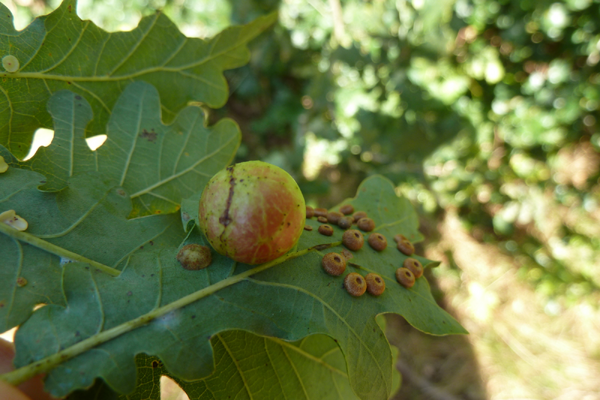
4, 164, 465, 400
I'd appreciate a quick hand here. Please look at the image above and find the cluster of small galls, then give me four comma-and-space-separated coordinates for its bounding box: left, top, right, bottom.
306, 204, 423, 297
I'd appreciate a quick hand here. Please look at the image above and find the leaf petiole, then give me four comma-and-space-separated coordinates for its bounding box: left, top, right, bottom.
0, 222, 121, 277
0, 240, 342, 386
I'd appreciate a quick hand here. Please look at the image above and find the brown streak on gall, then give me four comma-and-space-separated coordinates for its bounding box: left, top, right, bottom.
219, 165, 236, 227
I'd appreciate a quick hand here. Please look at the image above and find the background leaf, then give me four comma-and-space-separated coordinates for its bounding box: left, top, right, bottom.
69, 331, 374, 400
11, 174, 463, 400
0, 0, 276, 159
7, 82, 241, 217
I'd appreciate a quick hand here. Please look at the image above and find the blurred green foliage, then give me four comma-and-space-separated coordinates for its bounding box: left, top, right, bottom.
11, 0, 600, 307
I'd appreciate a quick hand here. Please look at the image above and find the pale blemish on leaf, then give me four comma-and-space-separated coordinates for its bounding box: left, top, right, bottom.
2, 55, 19, 72
0, 155, 8, 173
0, 209, 28, 231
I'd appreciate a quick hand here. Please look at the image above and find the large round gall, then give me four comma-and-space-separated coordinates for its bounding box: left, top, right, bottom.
199, 161, 306, 265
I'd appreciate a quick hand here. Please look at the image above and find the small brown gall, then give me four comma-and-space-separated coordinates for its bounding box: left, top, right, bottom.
337, 216, 353, 229
16, 277, 28, 287
397, 239, 415, 255
314, 208, 328, 217
352, 211, 367, 222
403, 258, 423, 278
304, 225, 313, 231
367, 232, 387, 251
318, 224, 334, 236
341, 249, 354, 260
342, 229, 364, 251
357, 217, 375, 232
396, 267, 415, 288
339, 204, 354, 215
365, 273, 385, 296
177, 244, 212, 270
317, 216, 328, 223
322, 252, 346, 276
393, 234, 407, 243
326, 211, 343, 225
344, 272, 367, 297
306, 206, 315, 218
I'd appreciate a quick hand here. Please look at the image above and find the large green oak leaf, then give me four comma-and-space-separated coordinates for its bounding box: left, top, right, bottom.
7, 174, 465, 400
0, 0, 276, 159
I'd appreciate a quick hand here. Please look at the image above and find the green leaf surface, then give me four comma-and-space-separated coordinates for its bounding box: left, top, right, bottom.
68, 331, 367, 400
6, 173, 464, 400
0, 168, 185, 332
8, 82, 241, 217
0, 0, 276, 159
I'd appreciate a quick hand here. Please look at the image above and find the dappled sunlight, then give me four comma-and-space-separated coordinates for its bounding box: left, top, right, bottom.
424, 210, 600, 399
23, 128, 53, 161
160, 375, 189, 400
85, 134, 107, 151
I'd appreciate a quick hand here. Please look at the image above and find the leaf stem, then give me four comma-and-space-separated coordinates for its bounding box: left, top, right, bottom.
0, 240, 341, 386
0, 222, 120, 277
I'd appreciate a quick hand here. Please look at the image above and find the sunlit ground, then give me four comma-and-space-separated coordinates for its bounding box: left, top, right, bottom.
385, 209, 600, 400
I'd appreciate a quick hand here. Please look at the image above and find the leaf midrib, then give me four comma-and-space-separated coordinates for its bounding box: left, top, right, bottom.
10, 41, 247, 84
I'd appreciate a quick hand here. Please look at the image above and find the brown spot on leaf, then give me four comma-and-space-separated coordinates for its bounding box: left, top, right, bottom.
139, 129, 157, 142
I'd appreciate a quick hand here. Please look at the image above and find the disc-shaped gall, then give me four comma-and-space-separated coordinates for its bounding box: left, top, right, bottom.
306, 206, 315, 219
367, 232, 387, 251
177, 244, 212, 270
322, 252, 346, 276
403, 258, 423, 278
341, 249, 354, 260
357, 217, 375, 232
344, 272, 367, 297
337, 216, 353, 229
352, 211, 367, 222
365, 273, 385, 296
397, 238, 415, 256
339, 204, 354, 215
317, 216, 328, 223
314, 208, 328, 217
342, 229, 364, 251
2, 55, 19, 72
393, 234, 407, 243
318, 224, 334, 236
199, 161, 306, 265
327, 211, 343, 225
396, 267, 415, 288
